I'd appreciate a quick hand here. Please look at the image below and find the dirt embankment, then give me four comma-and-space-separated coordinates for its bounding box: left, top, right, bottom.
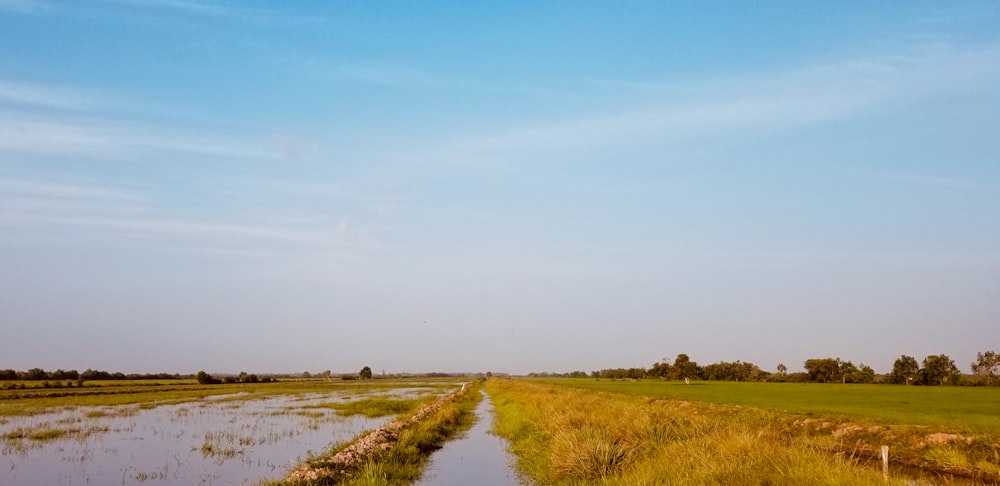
284, 385, 470, 483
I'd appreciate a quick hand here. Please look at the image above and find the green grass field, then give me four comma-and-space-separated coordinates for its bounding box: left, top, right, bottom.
538, 378, 1000, 433
489, 379, 1000, 485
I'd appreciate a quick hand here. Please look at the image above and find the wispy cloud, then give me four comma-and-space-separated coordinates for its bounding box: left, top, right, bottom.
100, 0, 233, 18
882, 172, 1000, 193
0, 0, 47, 13
0, 79, 96, 110
0, 115, 276, 160
327, 63, 440, 88
416, 43, 1000, 161
0, 173, 374, 258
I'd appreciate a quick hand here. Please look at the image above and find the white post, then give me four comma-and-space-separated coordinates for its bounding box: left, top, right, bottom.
880, 445, 889, 480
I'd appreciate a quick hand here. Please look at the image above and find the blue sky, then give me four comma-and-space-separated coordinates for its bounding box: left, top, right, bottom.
1, 1, 998, 375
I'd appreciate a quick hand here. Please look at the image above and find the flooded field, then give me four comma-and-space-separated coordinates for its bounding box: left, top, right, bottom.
1, 384, 455, 485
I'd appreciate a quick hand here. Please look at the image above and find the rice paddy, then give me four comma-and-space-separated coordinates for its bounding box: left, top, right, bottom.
0, 379, 463, 485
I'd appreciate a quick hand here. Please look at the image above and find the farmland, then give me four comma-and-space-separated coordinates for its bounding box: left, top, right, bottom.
538, 378, 1000, 433
3, 376, 999, 485
0, 378, 466, 485
488, 379, 1000, 485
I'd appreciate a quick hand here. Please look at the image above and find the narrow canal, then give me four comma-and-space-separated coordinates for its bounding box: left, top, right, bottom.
417, 391, 526, 486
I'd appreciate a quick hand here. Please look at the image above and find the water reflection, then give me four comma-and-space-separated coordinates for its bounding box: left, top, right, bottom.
418, 391, 526, 486
1, 389, 433, 485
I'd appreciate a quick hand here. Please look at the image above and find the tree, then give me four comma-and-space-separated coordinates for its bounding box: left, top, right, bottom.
856, 364, 876, 384
920, 354, 960, 386
971, 351, 1000, 385
889, 355, 920, 384
671, 354, 701, 380
804, 358, 842, 383
196, 370, 220, 385
648, 360, 671, 379
838, 361, 859, 384
359, 366, 373, 380
776, 363, 787, 375
26, 368, 48, 380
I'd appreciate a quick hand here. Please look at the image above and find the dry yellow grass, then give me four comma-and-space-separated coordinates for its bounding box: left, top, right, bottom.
486, 378, 997, 485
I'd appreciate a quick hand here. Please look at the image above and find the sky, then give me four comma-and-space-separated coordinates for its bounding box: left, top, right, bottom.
1, 1, 998, 376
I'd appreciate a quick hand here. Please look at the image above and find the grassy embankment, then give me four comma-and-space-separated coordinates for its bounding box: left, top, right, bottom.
270, 381, 484, 486
487, 379, 1000, 485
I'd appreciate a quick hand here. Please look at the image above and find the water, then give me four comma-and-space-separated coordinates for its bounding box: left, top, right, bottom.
0, 388, 434, 485
418, 391, 526, 486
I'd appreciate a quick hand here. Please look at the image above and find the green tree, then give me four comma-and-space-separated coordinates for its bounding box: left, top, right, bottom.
804, 358, 842, 383
359, 366, 373, 380
856, 364, 876, 384
920, 354, 960, 385
26, 368, 48, 380
648, 360, 671, 379
196, 370, 220, 385
889, 355, 920, 384
838, 361, 859, 384
671, 354, 701, 380
971, 350, 1000, 385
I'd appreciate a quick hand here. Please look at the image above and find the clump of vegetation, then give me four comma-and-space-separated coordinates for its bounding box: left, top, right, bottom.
321, 397, 423, 418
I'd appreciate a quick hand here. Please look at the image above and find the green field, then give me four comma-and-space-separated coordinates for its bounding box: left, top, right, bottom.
489, 378, 1000, 485
538, 378, 1000, 433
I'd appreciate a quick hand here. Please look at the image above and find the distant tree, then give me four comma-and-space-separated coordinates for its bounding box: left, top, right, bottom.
804, 358, 842, 383
920, 354, 960, 386
302, 371, 311, 378
671, 354, 702, 380
196, 370, 220, 385
233, 371, 259, 384
889, 355, 920, 384
971, 351, 1000, 385
648, 360, 671, 379
0, 369, 16, 380
838, 361, 859, 384
359, 366, 373, 380
856, 364, 876, 384
26, 368, 48, 380
776, 363, 787, 375
701, 361, 764, 382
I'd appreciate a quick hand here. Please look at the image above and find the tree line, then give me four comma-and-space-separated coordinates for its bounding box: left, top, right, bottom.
0, 368, 182, 381
530, 350, 1000, 386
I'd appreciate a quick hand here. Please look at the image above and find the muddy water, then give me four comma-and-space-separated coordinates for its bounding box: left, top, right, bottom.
0, 390, 416, 485
418, 391, 526, 486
